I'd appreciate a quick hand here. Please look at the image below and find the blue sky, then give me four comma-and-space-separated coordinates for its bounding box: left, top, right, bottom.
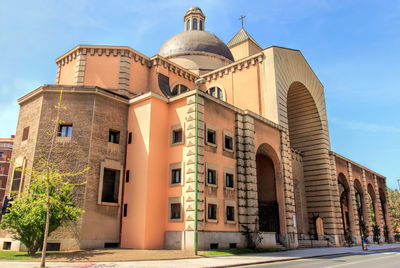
1, 0, 399, 189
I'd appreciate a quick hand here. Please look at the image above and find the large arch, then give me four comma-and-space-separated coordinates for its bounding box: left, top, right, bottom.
286, 81, 334, 236
255, 143, 286, 240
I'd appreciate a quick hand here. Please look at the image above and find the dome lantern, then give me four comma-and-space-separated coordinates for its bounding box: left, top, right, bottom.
184, 6, 205, 31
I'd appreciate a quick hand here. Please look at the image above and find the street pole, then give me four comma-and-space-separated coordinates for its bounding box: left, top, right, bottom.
194, 78, 205, 255
397, 179, 400, 191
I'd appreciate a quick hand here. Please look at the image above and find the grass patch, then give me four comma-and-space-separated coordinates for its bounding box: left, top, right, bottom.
200, 248, 284, 256
0, 251, 41, 260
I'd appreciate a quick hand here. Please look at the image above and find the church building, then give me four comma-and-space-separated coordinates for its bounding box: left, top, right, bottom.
1, 7, 394, 251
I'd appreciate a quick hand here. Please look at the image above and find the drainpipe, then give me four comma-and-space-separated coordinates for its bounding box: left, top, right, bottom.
194, 78, 205, 255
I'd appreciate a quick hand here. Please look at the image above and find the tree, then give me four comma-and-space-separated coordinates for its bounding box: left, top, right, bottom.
0, 164, 85, 255
387, 187, 400, 232
3, 90, 88, 267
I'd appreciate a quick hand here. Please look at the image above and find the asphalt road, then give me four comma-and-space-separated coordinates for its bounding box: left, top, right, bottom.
240, 249, 400, 268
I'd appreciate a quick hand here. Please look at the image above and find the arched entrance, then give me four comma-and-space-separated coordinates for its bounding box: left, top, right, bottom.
338, 173, 350, 234
256, 144, 280, 237
367, 184, 377, 226
354, 179, 365, 238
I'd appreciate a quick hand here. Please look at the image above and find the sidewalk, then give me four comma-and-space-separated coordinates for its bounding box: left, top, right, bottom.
1, 243, 400, 268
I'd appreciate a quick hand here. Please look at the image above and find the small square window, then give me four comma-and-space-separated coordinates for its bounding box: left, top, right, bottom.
226, 173, 234, 188
171, 203, 181, 219
22, 126, 29, 141
224, 136, 233, 150
207, 169, 217, 185
171, 168, 181, 184
171, 126, 183, 145
58, 124, 72, 137
207, 129, 216, 145
226, 206, 234, 221
2, 242, 11, 250
208, 203, 217, 220
109, 130, 120, 144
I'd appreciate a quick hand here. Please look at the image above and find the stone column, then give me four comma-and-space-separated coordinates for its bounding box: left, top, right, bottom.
330, 153, 344, 244
280, 129, 298, 248
361, 169, 373, 242
74, 49, 87, 86
381, 185, 395, 242
373, 175, 385, 240
236, 114, 258, 233
183, 95, 205, 249
347, 163, 361, 243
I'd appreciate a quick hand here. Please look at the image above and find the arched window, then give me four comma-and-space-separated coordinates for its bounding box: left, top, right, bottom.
207, 87, 224, 101
171, 84, 189, 96
186, 20, 190, 30
193, 18, 198, 30
199, 20, 203, 30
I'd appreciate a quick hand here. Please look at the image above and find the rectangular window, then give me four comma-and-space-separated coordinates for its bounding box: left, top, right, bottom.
123, 204, 128, 217
172, 129, 183, 144
101, 168, 120, 203
128, 132, 132, 144
171, 168, 181, 184
2, 242, 11, 250
22, 126, 29, 141
58, 124, 72, 137
125, 170, 130, 183
224, 136, 233, 150
109, 130, 120, 144
226, 173, 234, 188
208, 203, 217, 220
207, 129, 216, 145
226, 206, 234, 221
171, 203, 181, 219
207, 169, 216, 185
0, 152, 4, 159
223, 131, 234, 152
11, 169, 22, 192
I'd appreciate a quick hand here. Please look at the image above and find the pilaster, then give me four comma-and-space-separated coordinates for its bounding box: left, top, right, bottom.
347, 163, 360, 238
184, 95, 205, 231
361, 169, 373, 240
236, 114, 258, 232
372, 175, 385, 238
74, 49, 87, 86
118, 51, 131, 90
330, 154, 344, 239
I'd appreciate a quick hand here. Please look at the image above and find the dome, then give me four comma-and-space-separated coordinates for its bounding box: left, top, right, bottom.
185, 6, 204, 16
158, 31, 234, 62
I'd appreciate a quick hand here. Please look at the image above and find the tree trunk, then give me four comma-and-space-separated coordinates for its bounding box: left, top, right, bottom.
40, 167, 51, 267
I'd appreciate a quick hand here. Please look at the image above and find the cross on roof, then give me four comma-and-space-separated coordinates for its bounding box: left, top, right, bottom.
239, 15, 246, 28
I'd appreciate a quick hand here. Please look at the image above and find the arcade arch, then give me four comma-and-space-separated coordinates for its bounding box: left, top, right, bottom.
255, 143, 285, 239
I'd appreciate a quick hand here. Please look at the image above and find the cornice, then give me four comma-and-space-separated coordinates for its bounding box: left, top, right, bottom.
18, 85, 129, 106
201, 52, 263, 81
330, 151, 386, 179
